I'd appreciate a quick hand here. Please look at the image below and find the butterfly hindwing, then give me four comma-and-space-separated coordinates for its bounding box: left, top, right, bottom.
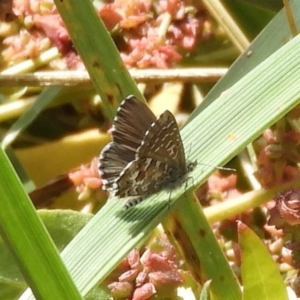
99, 143, 135, 191
114, 157, 174, 197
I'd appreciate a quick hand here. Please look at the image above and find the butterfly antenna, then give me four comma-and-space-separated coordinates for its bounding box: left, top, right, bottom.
187, 143, 235, 172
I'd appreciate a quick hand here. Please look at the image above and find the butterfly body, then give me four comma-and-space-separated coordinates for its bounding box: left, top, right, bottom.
99, 95, 195, 208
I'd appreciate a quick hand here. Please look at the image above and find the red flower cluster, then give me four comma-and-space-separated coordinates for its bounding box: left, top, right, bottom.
268, 189, 300, 272
106, 238, 184, 300
1, 0, 210, 70
99, 0, 208, 68
196, 170, 240, 205
68, 158, 102, 200
254, 128, 300, 188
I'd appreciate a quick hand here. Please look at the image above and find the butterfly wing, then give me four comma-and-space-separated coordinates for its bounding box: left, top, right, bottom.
114, 157, 174, 197
100, 96, 193, 199
99, 96, 156, 191
99, 143, 136, 191
112, 95, 156, 152
137, 110, 187, 174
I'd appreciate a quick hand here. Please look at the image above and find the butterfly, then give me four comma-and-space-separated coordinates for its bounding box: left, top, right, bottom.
99, 95, 195, 208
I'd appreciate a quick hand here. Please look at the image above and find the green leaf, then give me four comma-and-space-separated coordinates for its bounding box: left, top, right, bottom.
238, 222, 288, 300
0, 210, 91, 299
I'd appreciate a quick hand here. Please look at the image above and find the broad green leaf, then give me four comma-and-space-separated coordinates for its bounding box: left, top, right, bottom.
238, 222, 288, 300
0, 210, 91, 299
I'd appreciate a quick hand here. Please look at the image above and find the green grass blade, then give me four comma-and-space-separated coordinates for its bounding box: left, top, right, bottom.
163, 196, 241, 299
0, 148, 83, 299
2, 87, 62, 148
193, 0, 300, 113
53, 0, 143, 119
0, 210, 92, 298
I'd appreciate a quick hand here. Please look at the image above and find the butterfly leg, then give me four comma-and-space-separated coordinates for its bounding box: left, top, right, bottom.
167, 190, 173, 209
124, 196, 146, 210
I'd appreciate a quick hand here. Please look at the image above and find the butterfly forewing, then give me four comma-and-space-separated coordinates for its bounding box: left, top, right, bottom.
113, 96, 156, 152
100, 96, 156, 191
